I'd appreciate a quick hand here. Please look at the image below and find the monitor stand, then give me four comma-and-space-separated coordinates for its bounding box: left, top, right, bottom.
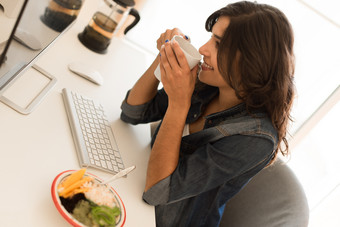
0, 64, 57, 114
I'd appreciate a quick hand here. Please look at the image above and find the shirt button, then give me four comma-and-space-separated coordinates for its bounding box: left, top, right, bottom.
193, 114, 197, 118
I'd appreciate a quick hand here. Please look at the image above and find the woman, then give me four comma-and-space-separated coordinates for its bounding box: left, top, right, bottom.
120, 1, 295, 226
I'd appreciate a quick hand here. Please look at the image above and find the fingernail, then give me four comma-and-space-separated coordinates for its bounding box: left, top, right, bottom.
165, 39, 169, 43
185, 35, 189, 40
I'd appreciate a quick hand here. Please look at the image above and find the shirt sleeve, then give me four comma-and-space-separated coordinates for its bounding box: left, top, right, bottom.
142, 134, 274, 205
120, 89, 168, 124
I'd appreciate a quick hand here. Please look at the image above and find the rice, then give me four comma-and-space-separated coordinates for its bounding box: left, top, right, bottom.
82, 181, 118, 208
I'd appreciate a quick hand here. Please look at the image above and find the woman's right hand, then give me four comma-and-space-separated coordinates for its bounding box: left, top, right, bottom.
159, 39, 198, 109
156, 28, 189, 51
126, 29, 190, 106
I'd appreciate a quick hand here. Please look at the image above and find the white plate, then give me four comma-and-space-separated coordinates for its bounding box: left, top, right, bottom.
51, 170, 126, 227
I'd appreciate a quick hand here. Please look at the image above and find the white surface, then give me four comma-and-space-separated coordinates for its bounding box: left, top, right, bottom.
0, 0, 156, 226
68, 62, 104, 86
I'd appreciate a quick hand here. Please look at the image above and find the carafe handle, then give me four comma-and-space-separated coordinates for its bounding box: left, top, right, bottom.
124, 8, 140, 34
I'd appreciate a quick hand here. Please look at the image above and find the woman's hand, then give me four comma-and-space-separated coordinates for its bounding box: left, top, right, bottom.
159, 39, 199, 109
156, 28, 189, 51
125, 28, 189, 106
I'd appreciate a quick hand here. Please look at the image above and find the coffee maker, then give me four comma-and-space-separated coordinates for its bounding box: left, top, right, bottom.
78, 0, 140, 54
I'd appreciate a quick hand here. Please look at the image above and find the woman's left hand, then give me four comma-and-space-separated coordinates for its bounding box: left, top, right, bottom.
159, 40, 199, 109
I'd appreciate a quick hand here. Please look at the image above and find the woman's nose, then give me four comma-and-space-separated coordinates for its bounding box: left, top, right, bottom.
199, 42, 209, 56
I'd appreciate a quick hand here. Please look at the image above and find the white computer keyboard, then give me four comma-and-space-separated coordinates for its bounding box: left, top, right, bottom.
62, 88, 125, 174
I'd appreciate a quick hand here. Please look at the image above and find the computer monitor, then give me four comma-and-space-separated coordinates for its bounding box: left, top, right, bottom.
0, 0, 81, 114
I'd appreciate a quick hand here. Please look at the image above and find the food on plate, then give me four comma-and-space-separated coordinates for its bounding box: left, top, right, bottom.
58, 169, 121, 227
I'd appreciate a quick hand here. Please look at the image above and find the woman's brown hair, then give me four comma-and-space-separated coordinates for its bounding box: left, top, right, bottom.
206, 1, 296, 164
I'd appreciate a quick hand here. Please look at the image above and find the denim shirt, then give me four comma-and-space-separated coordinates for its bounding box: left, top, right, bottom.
120, 84, 278, 227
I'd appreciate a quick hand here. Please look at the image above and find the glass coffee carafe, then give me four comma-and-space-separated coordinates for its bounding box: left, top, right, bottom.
78, 0, 140, 54
41, 0, 84, 32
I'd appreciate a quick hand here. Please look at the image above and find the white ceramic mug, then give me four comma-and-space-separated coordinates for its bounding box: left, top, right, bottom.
154, 35, 201, 82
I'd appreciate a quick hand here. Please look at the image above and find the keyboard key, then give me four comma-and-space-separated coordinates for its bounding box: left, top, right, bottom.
107, 161, 113, 170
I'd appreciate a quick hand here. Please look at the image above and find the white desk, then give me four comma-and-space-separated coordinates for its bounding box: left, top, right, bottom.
0, 1, 156, 226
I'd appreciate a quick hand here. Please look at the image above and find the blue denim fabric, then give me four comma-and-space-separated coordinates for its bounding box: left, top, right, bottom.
120, 84, 278, 227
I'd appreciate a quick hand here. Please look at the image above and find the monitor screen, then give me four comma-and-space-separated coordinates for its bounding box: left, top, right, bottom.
0, 0, 82, 90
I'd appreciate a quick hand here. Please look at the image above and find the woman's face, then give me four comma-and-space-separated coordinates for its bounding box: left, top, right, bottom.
198, 16, 231, 88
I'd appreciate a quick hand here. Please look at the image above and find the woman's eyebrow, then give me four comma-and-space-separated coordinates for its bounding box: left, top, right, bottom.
213, 34, 222, 40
